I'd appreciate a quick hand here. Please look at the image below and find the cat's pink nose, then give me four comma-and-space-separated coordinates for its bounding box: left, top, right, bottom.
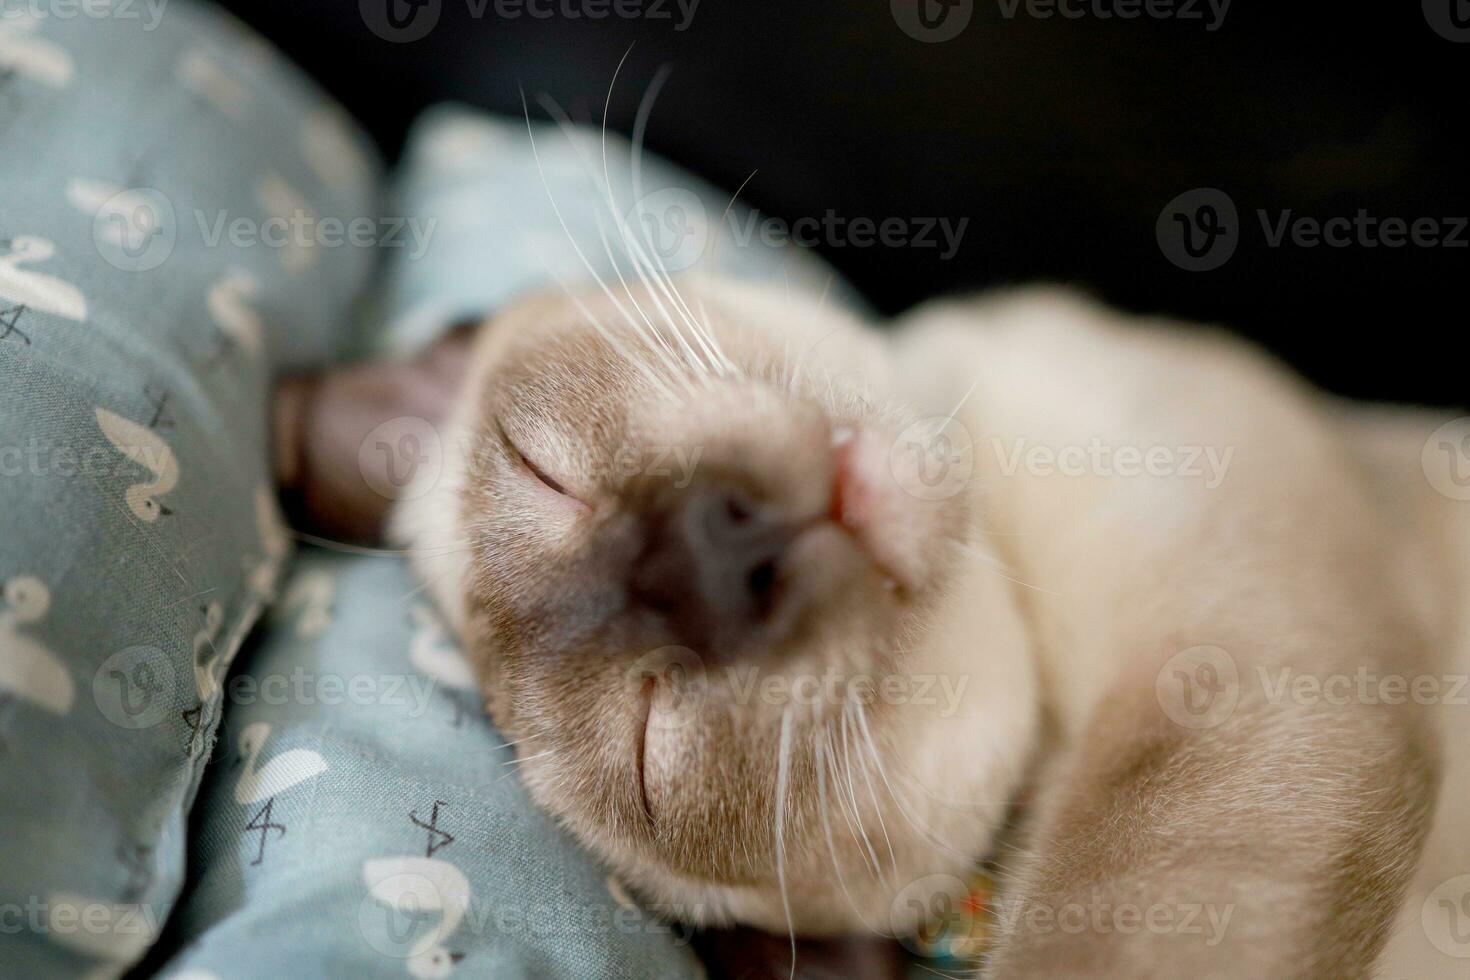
631, 482, 807, 656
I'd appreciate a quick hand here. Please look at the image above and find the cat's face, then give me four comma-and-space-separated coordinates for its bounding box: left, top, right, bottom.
405, 280, 1034, 935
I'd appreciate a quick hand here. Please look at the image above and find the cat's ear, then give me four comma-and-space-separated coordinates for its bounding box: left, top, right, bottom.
272, 322, 477, 545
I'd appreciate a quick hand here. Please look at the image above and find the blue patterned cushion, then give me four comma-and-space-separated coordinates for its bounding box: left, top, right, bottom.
0, 3, 379, 976
157, 551, 704, 979
2, 13, 855, 972
150, 106, 857, 980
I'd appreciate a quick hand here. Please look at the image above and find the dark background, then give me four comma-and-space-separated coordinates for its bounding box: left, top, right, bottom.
220, 0, 1466, 406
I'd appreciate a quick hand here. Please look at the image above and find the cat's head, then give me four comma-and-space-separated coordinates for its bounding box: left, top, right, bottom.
398, 278, 1036, 935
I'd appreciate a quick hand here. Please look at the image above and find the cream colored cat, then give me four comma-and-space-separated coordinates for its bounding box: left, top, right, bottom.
395, 276, 1470, 977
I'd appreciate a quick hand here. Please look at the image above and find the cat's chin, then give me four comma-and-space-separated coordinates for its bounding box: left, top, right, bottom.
575, 798, 999, 939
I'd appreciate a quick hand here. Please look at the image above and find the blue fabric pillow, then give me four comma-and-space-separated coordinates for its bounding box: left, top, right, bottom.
156, 550, 705, 979
149, 105, 862, 980
0, 3, 380, 976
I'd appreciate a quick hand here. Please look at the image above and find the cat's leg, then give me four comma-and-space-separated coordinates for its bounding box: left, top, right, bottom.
984, 640, 1438, 979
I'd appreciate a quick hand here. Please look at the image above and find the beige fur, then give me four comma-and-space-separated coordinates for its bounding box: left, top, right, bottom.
397, 278, 1466, 976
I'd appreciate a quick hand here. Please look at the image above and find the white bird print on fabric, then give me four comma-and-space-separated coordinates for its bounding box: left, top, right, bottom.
409, 604, 476, 725
181, 600, 225, 757
255, 172, 316, 274
0, 576, 73, 715
233, 721, 328, 866
94, 407, 179, 522
193, 600, 226, 700
301, 106, 372, 194
175, 48, 250, 121
278, 569, 335, 639
363, 857, 471, 979
0, 13, 74, 88
0, 236, 88, 328
207, 270, 264, 360
65, 178, 167, 257
234, 721, 328, 804
409, 604, 474, 692
245, 485, 290, 601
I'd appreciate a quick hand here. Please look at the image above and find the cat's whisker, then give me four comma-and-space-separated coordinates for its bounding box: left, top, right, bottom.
587, 201, 702, 393
520, 89, 683, 401
959, 543, 1062, 597
562, 70, 718, 383
288, 530, 472, 559
828, 727, 879, 880
942, 371, 983, 429
397, 550, 480, 605
532, 94, 699, 392
625, 64, 723, 353
840, 703, 883, 879
774, 705, 798, 980
815, 272, 835, 311
787, 325, 843, 396
814, 730, 874, 924
619, 86, 738, 379
854, 697, 975, 863
557, 62, 725, 382
850, 700, 898, 878
546, 257, 684, 402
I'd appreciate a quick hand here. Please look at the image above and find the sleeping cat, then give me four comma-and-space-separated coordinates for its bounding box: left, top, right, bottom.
335, 276, 1469, 977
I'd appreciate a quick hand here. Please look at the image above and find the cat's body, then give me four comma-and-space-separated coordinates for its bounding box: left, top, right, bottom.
397, 279, 1467, 977
896, 291, 1470, 977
